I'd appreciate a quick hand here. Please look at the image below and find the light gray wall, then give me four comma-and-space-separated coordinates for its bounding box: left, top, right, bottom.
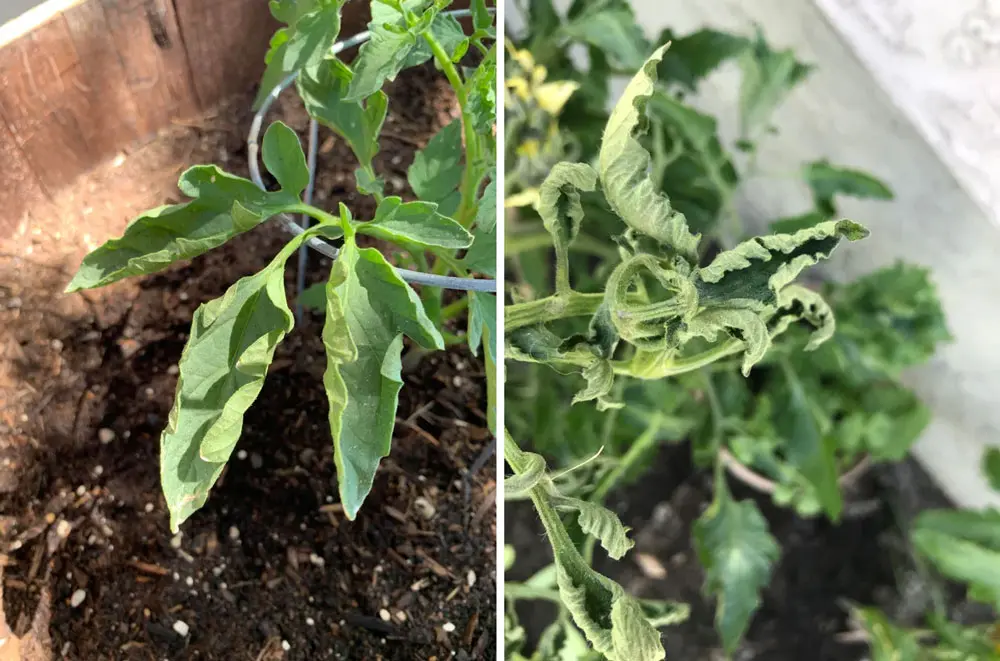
1, 0, 46, 26
511, 1, 1000, 509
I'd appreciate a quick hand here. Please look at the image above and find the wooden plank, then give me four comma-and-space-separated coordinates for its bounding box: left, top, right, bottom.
0, 16, 93, 191
0, 119, 49, 238
98, 0, 199, 134
62, 1, 142, 147
173, 0, 278, 110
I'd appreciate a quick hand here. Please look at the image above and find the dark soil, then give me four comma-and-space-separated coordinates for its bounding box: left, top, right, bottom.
507, 440, 966, 661
0, 62, 495, 660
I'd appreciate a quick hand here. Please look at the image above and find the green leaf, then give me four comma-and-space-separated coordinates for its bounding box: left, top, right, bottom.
527, 0, 561, 43
269, 0, 320, 26
984, 447, 1000, 492
554, 496, 635, 560
599, 44, 701, 263
472, 0, 492, 31
555, 563, 665, 661
298, 282, 326, 312
562, 5, 649, 70
66, 166, 294, 292
828, 262, 950, 376
160, 236, 306, 531
357, 196, 473, 249
696, 219, 869, 310
804, 160, 893, 214
467, 53, 497, 134
657, 28, 750, 90
645, 92, 737, 235
475, 173, 497, 232
322, 237, 444, 519
254, 2, 344, 109
738, 28, 812, 137
408, 119, 464, 203
538, 162, 598, 257
262, 121, 310, 197
345, 22, 418, 102
912, 508, 1000, 607
774, 361, 842, 520
468, 291, 497, 363
354, 167, 386, 198
298, 59, 389, 168
851, 608, 922, 661
371, 0, 425, 24
572, 360, 616, 407
426, 13, 469, 61
693, 478, 779, 654
463, 225, 496, 277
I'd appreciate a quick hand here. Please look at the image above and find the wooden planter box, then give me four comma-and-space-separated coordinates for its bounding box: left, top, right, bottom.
0, 0, 410, 237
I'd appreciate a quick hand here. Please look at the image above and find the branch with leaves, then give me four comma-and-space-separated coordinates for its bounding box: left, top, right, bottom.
504, 1, 950, 658
66, 0, 497, 531
503, 36, 867, 659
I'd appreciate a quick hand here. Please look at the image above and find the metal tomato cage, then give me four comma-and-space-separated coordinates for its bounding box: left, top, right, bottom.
247, 8, 497, 320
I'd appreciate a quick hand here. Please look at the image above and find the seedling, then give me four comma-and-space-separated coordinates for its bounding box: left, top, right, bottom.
66, 0, 497, 532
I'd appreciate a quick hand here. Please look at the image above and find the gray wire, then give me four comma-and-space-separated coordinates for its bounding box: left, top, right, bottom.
295, 118, 320, 323
247, 8, 497, 294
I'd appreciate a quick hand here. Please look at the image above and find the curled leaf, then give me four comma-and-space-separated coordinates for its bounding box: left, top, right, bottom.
696, 219, 868, 309
554, 496, 635, 560
599, 44, 700, 263
504, 451, 547, 501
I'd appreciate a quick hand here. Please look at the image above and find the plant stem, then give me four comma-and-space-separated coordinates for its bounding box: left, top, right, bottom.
589, 414, 662, 506
361, 163, 385, 204
504, 583, 562, 603
441, 297, 469, 321
505, 292, 605, 331
423, 31, 482, 229
504, 433, 609, 600
505, 230, 619, 261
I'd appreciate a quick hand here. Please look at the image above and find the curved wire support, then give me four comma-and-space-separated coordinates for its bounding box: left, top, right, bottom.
247, 8, 497, 294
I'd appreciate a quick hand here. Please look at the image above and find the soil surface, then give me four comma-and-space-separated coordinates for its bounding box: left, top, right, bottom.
508, 440, 973, 661
1, 63, 495, 660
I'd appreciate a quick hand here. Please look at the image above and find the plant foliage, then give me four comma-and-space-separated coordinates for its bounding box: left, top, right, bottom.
67, 0, 496, 531
503, 3, 949, 659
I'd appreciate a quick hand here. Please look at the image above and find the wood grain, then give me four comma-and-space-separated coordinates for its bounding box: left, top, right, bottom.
99, 0, 199, 133
0, 118, 48, 237
173, 0, 278, 110
0, 15, 94, 192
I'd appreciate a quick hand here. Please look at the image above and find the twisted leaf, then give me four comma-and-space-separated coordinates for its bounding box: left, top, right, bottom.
696, 219, 868, 309
554, 496, 635, 560
504, 451, 547, 500
599, 44, 700, 263
538, 162, 598, 291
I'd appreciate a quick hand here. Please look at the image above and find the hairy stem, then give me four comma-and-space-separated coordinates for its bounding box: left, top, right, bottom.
505, 292, 605, 331
504, 433, 605, 595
